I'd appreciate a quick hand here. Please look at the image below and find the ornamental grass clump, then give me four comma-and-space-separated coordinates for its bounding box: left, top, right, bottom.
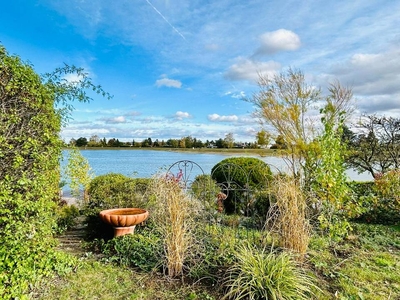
266, 176, 310, 257
149, 174, 201, 278
222, 244, 319, 300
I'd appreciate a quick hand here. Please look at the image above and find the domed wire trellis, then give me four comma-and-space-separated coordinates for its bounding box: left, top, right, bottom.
166, 160, 205, 191
165, 159, 276, 236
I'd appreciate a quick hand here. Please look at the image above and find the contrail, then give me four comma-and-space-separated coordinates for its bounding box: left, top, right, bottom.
145, 0, 186, 40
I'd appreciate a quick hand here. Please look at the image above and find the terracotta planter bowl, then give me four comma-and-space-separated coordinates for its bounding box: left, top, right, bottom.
99, 208, 149, 237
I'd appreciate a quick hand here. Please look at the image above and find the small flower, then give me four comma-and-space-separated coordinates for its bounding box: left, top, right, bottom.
216, 192, 227, 213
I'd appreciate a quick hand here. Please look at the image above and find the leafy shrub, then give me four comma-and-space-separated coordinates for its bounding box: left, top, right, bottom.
100, 231, 162, 271
188, 226, 260, 284
191, 174, 222, 220
0, 45, 110, 298
347, 181, 376, 220
88, 173, 151, 209
222, 244, 319, 300
373, 170, 400, 223
252, 190, 276, 227
84, 214, 115, 241
55, 204, 80, 233
83, 173, 152, 240
349, 180, 400, 224
0, 45, 67, 298
191, 174, 221, 201
211, 157, 273, 215
349, 181, 375, 197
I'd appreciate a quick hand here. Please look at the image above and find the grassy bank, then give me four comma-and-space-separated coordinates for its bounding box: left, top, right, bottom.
43, 155, 398, 299
34, 222, 400, 300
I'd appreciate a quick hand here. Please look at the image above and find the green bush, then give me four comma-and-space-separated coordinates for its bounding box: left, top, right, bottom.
83, 173, 152, 240
191, 174, 222, 220
188, 227, 240, 284
55, 204, 80, 233
222, 244, 319, 300
88, 173, 151, 209
0, 45, 110, 298
252, 190, 276, 226
0, 45, 67, 298
99, 230, 162, 271
349, 180, 400, 224
211, 157, 273, 215
188, 225, 265, 284
373, 170, 400, 224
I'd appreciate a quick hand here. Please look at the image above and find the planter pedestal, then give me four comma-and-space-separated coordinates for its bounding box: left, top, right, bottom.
113, 225, 136, 237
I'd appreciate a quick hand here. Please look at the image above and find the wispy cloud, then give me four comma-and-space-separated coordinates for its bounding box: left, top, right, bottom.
125, 111, 141, 117
27, 0, 400, 139
208, 114, 239, 122
254, 29, 301, 55
102, 116, 127, 124
155, 77, 182, 88
224, 90, 246, 99
225, 57, 281, 82
328, 49, 400, 96
63, 73, 84, 83
144, 0, 186, 40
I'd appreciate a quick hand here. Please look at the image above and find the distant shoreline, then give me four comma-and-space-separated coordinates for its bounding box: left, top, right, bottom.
63, 146, 283, 157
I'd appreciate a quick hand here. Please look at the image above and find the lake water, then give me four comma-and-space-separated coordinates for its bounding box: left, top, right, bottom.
61, 149, 372, 183
61, 149, 287, 178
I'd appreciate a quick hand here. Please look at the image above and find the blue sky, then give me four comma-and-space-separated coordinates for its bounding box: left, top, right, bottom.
1, 0, 399, 143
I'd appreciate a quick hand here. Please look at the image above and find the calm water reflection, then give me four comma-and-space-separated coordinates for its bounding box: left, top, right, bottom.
61, 149, 371, 183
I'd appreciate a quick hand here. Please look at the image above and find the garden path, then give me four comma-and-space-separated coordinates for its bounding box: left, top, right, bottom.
57, 216, 86, 256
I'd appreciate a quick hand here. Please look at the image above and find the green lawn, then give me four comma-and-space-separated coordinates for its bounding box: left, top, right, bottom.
33, 222, 400, 300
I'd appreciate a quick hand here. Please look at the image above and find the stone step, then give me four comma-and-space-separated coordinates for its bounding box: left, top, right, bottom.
57, 216, 87, 255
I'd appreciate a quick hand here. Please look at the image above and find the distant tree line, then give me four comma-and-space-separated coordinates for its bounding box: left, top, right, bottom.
67, 131, 291, 149
68, 133, 254, 149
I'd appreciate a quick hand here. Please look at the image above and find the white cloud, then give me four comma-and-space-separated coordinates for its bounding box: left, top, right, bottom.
174, 111, 192, 120
42, 0, 400, 142
255, 29, 301, 55
329, 49, 400, 96
104, 116, 126, 124
224, 90, 246, 99
225, 57, 281, 82
155, 77, 182, 88
208, 114, 238, 122
125, 111, 141, 117
238, 116, 258, 125
355, 95, 400, 116
124, 111, 141, 121
139, 116, 164, 124
231, 91, 246, 99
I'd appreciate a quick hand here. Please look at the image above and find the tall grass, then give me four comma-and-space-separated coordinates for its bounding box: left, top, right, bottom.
222, 244, 319, 300
266, 176, 310, 257
149, 175, 201, 278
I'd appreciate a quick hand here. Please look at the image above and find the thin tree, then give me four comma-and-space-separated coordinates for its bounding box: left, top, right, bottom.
247, 68, 321, 178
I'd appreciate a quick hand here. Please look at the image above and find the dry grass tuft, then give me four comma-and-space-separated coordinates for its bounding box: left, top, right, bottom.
148, 175, 201, 278
266, 176, 310, 257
